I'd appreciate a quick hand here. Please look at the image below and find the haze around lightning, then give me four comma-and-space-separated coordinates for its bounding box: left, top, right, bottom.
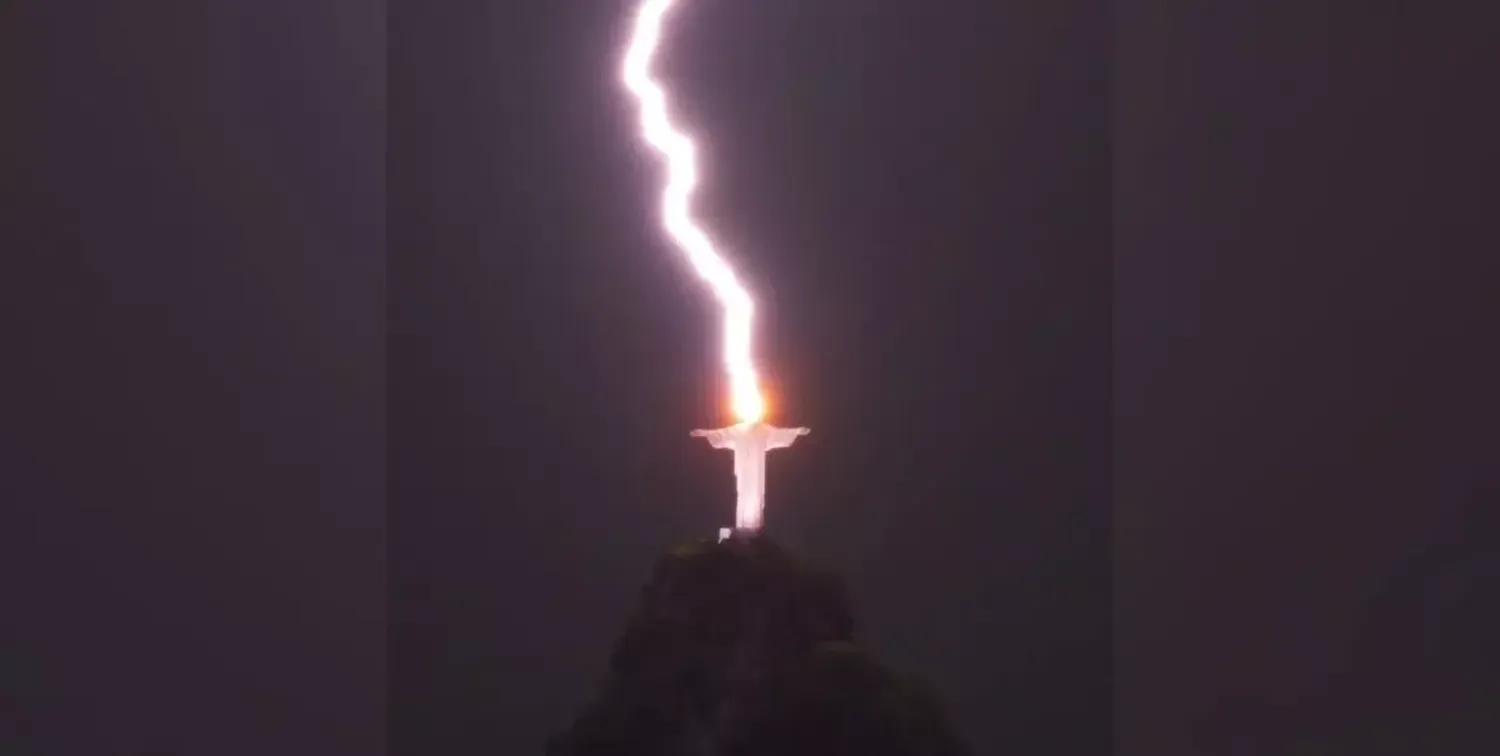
622, 0, 765, 423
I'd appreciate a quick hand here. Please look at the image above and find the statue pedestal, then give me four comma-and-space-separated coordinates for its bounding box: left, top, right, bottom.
718, 527, 760, 543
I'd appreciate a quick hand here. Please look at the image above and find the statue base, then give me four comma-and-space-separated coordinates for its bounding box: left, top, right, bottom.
717, 527, 758, 543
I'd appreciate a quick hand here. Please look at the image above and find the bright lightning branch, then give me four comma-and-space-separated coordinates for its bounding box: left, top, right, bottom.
622, 0, 811, 538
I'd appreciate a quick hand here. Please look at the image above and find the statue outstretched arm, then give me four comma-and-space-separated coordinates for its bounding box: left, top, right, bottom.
765, 426, 810, 450
690, 428, 733, 449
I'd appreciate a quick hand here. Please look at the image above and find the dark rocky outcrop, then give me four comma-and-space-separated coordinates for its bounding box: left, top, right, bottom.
548, 535, 967, 756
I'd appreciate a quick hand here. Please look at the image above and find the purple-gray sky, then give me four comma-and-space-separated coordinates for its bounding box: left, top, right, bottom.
3, 2, 1496, 755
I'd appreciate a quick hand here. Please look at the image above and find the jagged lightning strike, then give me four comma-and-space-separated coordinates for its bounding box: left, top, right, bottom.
621, 0, 809, 537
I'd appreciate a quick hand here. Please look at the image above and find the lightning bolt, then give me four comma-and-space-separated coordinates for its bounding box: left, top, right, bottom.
622, 0, 765, 424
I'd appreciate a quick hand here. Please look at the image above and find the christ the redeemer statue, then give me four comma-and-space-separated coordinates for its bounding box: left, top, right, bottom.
690, 422, 809, 535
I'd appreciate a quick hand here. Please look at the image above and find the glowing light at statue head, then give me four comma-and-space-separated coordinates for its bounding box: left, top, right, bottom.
622, 0, 765, 426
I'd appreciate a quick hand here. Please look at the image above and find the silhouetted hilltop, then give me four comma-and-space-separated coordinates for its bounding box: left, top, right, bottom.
1333, 506, 1500, 753
548, 534, 967, 756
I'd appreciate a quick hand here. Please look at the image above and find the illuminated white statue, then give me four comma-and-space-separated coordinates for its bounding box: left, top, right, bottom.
691, 422, 809, 535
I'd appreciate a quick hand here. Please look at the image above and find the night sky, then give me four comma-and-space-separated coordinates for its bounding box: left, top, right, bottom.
4, 3, 383, 753
4, 2, 1498, 755
392, 1, 1104, 753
